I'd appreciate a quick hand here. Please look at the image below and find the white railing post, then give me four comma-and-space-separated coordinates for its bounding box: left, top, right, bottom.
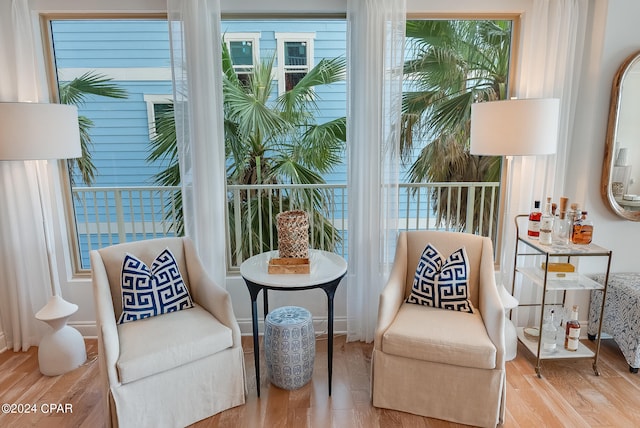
233, 187, 243, 267
115, 189, 126, 243
465, 185, 476, 234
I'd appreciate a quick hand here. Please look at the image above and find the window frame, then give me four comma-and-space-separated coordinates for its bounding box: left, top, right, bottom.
403, 14, 522, 259
223, 32, 261, 84
41, 13, 171, 276
144, 94, 174, 140
275, 32, 316, 95
38, 9, 521, 276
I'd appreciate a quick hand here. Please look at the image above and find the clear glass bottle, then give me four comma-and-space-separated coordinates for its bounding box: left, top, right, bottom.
564, 305, 581, 351
527, 200, 541, 239
541, 309, 558, 353
553, 197, 571, 245
539, 198, 554, 245
571, 211, 593, 245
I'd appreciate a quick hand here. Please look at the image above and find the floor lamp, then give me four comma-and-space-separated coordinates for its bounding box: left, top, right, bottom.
0, 102, 87, 375
470, 98, 560, 361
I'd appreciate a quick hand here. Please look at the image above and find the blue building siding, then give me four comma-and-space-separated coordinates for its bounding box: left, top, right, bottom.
52, 18, 348, 187
51, 20, 172, 68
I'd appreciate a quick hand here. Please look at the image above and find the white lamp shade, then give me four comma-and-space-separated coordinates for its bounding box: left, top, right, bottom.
0, 102, 82, 160
470, 98, 560, 156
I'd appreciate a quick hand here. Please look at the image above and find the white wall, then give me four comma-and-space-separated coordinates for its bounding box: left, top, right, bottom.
557, 0, 640, 322
26, 0, 640, 338
568, 0, 640, 273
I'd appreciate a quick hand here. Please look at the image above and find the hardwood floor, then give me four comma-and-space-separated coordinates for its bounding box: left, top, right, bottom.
1, 335, 639, 427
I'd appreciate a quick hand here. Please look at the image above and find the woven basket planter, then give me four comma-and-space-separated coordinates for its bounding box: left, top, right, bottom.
276, 210, 309, 259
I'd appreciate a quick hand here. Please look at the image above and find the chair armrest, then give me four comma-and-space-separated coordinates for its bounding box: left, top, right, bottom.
477, 239, 506, 368
184, 239, 242, 348
374, 235, 407, 349
90, 250, 122, 387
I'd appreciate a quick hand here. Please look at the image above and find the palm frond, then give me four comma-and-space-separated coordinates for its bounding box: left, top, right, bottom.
295, 117, 346, 173
60, 71, 128, 186
59, 71, 128, 106
277, 57, 346, 119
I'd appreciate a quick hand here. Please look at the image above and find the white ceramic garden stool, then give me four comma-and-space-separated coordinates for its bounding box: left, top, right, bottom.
264, 306, 315, 390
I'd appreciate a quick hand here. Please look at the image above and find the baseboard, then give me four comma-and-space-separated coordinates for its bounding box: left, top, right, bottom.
70, 321, 98, 339
237, 315, 347, 336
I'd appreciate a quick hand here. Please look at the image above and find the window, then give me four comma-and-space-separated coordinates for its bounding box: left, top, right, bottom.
144, 94, 173, 139
275, 32, 315, 94
224, 33, 260, 86
45, 18, 176, 271
45, 17, 346, 272
45, 14, 513, 272
400, 19, 516, 243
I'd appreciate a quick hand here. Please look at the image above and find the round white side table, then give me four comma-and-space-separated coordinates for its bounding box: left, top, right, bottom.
240, 249, 347, 396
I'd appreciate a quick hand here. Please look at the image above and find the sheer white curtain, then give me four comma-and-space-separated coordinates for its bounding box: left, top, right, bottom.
346, 0, 405, 342
0, 0, 55, 351
167, 0, 227, 287
501, 0, 588, 320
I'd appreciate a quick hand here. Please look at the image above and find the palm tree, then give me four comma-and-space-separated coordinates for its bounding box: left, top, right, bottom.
58, 71, 128, 186
401, 20, 512, 235
149, 44, 347, 258
147, 103, 183, 234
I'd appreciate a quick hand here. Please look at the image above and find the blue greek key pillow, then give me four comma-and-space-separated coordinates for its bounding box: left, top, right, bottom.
406, 243, 474, 313
118, 248, 194, 324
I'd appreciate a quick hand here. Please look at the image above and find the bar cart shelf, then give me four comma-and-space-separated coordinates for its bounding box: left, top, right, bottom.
512, 214, 612, 378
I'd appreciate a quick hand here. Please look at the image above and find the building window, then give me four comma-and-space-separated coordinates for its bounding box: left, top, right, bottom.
224, 33, 260, 86
275, 32, 315, 94
144, 94, 173, 139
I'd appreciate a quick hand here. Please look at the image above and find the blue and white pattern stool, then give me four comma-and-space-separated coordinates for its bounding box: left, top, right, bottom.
264, 306, 315, 389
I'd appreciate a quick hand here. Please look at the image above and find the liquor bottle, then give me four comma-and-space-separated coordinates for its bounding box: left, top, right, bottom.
571, 211, 593, 245
541, 309, 558, 353
568, 202, 580, 243
565, 305, 581, 351
539, 198, 554, 245
553, 196, 571, 245
527, 200, 542, 239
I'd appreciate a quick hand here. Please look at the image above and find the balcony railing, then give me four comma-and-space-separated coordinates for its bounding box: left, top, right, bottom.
71, 182, 500, 271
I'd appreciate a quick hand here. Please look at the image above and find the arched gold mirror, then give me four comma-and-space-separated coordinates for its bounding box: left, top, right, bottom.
602, 50, 640, 221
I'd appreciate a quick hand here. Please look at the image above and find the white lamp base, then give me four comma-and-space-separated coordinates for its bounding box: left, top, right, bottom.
505, 319, 518, 361
498, 284, 519, 361
35, 296, 87, 376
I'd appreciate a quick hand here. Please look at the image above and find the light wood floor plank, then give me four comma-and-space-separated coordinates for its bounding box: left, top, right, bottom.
1, 337, 639, 427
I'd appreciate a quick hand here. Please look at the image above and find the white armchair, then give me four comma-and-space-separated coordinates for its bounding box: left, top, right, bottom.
372, 231, 506, 427
90, 237, 245, 428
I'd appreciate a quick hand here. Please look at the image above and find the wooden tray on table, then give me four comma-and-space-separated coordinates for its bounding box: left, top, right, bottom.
268, 257, 310, 274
